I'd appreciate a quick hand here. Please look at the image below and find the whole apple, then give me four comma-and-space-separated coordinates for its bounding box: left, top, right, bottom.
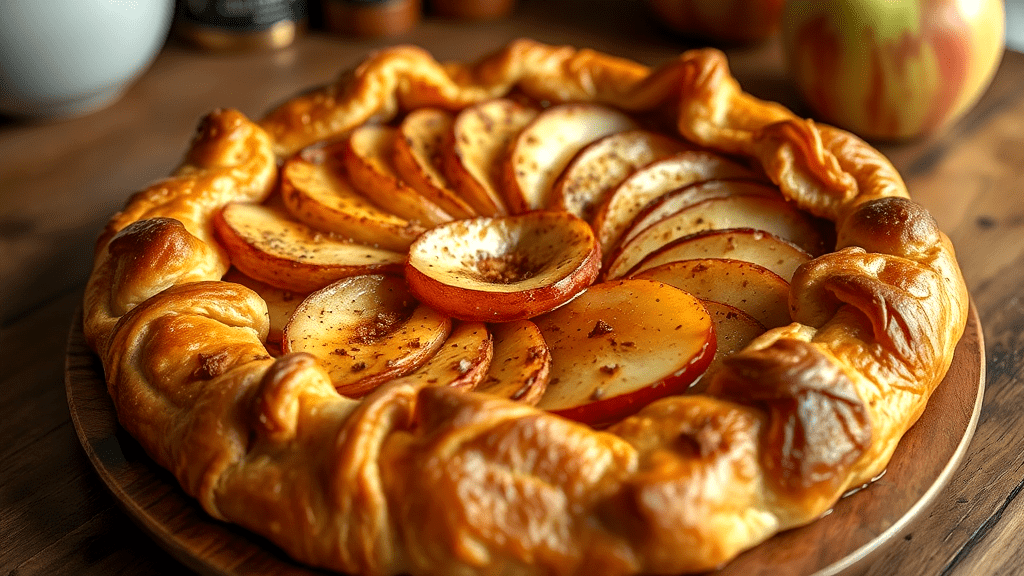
646, 0, 785, 44
781, 0, 1005, 141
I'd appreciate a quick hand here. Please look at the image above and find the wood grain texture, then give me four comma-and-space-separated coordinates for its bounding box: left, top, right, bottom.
866, 53, 1024, 576
4, 1, 1024, 574
1, 293, 187, 576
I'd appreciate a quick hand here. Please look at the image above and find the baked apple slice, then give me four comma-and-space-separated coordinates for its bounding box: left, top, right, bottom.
442, 98, 536, 216
550, 129, 693, 221
502, 103, 637, 213
475, 319, 550, 405
405, 211, 601, 322
214, 203, 404, 293
533, 279, 715, 426
343, 124, 453, 226
633, 258, 792, 329
407, 321, 493, 391
697, 300, 766, 392
605, 195, 826, 279
282, 274, 452, 397
222, 268, 306, 344
393, 108, 478, 220
280, 144, 422, 251
591, 151, 763, 256
616, 179, 781, 249
626, 228, 812, 282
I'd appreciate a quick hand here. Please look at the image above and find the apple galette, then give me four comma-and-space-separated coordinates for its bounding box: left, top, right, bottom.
83, 39, 968, 575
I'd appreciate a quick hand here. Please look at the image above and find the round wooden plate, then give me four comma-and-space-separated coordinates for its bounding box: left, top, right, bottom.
66, 305, 985, 576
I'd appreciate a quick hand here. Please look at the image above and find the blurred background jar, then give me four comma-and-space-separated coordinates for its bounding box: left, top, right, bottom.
174, 0, 307, 51
314, 0, 514, 38
0, 0, 174, 119
645, 0, 784, 44
318, 0, 422, 37
429, 0, 516, 20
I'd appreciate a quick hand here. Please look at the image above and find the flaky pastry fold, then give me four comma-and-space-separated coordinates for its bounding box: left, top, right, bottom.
83, 39, 968, 575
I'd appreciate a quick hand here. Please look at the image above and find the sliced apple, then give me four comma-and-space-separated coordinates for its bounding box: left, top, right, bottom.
605, 195, 826, 280
442, 98, 536, 216
591, 151, 763, 256
343, 124, 453, 226
222, 268, 306, 344
280, 144, 422, 251
633, 258, 791, 329
405, 211, 601, 322
393, 108, 478, 220
627, 228, 813, 281
475, 319, 550, 405
282, 274, 452, 397
533, 279, 715, 426
214, 202, 405, 293
550, 129, 694, 221
697, 300, 765, 392
502, 103, 637, 213
617, 179, 781, 249
407, 321, 493, 391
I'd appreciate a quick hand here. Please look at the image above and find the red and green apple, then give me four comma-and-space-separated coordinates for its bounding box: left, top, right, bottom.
782, 0, 1005, 140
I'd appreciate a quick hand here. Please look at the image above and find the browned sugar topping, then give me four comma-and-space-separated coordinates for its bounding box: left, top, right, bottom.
194, 350, 231, 379
351, 306, 413, 345
588, 319, 614, 338
470, 250, 538, 284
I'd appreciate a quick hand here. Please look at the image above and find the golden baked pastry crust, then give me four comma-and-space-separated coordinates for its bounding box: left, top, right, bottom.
83, 39, 968, 574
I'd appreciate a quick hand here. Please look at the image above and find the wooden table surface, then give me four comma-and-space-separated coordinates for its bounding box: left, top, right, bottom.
3, 2, 1024, 575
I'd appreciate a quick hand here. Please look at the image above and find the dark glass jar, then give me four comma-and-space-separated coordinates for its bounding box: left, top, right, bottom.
174, 0, 307, 51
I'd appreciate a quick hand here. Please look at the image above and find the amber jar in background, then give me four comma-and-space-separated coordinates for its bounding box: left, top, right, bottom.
428, 0, 515, 20
319, 0, 421, 37
645, 0, 783, 44
174, 0, 307, 51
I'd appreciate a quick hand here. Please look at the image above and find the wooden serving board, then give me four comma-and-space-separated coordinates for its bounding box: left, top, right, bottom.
65, 306, 985, 576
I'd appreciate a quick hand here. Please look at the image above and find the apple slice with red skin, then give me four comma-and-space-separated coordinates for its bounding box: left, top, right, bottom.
405, 211, 601, 322
591, 150, 764, 257
343, 124, 453, 226
626, 228, 812, 282
605, 195, 826, 280
393, 108, 478, 220
475, 319, 550, 405
282, 274, 452, 397
214, 202, 405, 293
442, 98, 536, 216
408, 321, 493, 391
222, 268, 306, 344
616, 179, 781, 250
633, 258, 792, 329
502, 103, 637, 213
696, 300, 766, 393
280, 144, 423, 251
550, 129, 694, 221
532, 279, 716, 426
